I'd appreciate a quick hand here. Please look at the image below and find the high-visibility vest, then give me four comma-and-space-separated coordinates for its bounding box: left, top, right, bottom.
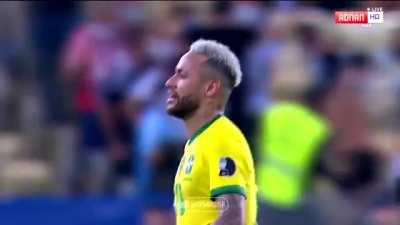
257, 102, 330, 208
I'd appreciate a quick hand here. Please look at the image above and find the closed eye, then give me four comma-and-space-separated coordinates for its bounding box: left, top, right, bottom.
175, 68, 188, 79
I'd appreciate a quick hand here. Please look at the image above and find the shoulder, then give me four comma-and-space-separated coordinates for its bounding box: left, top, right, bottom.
214, 116, 247, 141
204, 116, 250, 155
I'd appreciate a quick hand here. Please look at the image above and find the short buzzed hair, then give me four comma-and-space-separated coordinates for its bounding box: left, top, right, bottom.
189, 39, 242, 88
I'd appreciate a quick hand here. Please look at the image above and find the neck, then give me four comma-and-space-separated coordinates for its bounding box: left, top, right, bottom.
184, 105, 223, 138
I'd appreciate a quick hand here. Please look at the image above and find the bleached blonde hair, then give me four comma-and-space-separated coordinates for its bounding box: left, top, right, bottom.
190, 39, 242, 88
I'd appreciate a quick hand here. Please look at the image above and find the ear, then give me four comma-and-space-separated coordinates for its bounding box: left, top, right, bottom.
204, 80, 221, 97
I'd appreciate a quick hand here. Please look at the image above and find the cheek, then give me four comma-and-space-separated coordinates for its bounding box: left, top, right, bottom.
177, 79, 196, 94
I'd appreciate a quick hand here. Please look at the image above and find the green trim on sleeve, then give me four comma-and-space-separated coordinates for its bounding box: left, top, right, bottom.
210, 185, 246, 200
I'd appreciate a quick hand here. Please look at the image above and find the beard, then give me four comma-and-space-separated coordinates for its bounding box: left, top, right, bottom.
166, 94, 199, 120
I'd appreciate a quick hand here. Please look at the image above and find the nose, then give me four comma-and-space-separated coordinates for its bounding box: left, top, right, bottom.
165, 74, 176, 88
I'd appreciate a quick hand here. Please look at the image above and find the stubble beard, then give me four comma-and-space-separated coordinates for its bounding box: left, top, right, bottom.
166, 95, 200, 120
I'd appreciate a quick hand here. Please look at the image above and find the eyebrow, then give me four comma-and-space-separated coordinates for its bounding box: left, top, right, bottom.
175, 68, 186, 75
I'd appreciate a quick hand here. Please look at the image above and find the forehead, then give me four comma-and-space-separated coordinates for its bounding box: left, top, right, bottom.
176, 51, 208, 73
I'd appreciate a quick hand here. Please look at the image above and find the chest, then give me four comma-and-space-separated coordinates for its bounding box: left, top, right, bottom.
175, 148, 209, 197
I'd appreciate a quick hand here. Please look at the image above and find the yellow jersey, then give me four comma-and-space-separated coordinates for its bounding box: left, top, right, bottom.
174, 114, 257, 225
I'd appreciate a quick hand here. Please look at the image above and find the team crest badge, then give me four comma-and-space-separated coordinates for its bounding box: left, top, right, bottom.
219, 157, 236, 176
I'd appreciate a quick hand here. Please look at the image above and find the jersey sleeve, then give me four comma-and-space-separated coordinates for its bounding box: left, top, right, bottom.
207, 139, 248, 200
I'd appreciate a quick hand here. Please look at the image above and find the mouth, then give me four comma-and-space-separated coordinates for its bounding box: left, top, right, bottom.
167, 91, 178, 104
167, 96, 176, 104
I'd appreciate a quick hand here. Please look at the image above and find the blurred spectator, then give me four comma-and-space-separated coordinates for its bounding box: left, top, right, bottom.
123, 15, 186, 191
0, 64, 12, 130
243, 14, 283, 117
230, 1, 265, 28
30, 2, 81, 124
127, 64, 186, 194
364, 136, 400, 225
391, 149, 400, 204
321, 53, 377, 156
61, 5, 133, 194
0, 2, 41, 131
367, 32, 400, 214
132, 87, 186, 194
124, 18, 186, 225
256, 100, 331, 225
242, 11, 291, 147
256, 34, 383, 224
256, 88, 382, 225
309, 53, 384, 225
373, 28, 400, 125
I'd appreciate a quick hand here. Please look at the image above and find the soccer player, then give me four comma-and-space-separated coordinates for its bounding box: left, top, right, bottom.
165, 39, 257, 225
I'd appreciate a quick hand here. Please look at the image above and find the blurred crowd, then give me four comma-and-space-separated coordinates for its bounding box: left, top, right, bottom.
0, 1, 399, 225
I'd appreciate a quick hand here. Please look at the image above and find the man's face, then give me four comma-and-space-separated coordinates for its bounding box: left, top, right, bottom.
165, 52, 208, 119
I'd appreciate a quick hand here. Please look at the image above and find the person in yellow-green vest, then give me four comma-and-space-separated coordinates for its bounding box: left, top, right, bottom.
259, 102, 330, 204
256, 101, 330, 225
256, 77, 382, 225
255, 79, 334, 225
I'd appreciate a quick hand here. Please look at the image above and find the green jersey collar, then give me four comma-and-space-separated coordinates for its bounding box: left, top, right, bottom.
188, 114, 222, 145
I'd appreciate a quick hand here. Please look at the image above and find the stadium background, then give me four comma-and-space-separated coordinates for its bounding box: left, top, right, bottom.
0, 1, 399, 225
